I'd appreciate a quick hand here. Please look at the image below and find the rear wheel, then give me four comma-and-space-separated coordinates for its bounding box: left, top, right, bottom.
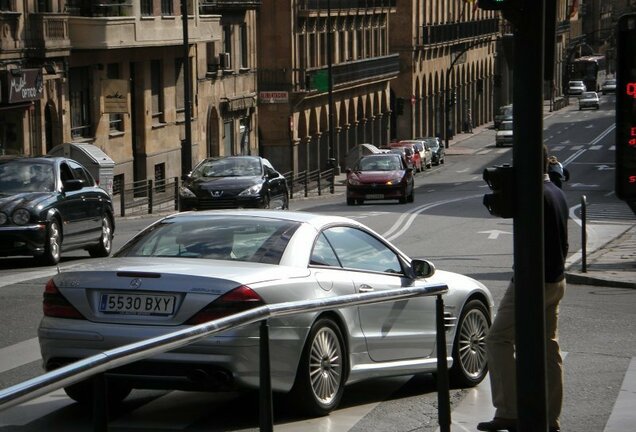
37, 219, 61, 265
291, 318, 346, 416
88, 214, 113, 258
449, 299, 491, 388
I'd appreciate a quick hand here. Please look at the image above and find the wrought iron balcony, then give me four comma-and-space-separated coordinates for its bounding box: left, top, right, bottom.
419, 18, 499, 46
298, 0, 396, 10
258, 53, 400, 93
199, 0, 262, 13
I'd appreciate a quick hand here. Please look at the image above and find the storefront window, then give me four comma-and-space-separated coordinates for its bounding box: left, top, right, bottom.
69, 67, 92, 139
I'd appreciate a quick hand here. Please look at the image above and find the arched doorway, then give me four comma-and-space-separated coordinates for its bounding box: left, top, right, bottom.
207, 107, 220, 157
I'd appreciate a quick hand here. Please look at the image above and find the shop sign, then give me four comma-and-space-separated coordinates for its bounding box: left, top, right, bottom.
5, 69, 44, 103
259, 91, 289, 104
102, 79, 130, 114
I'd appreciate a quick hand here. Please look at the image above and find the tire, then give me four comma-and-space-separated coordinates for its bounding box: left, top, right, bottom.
356, 199, 364, 205
37, 219, 61, 265
346, 198, 355, 206
88, 214, 113, 258
64, 379, 131, 406
291, 318, 346, 416
449, 299, 491, 388
407, 189, 414, 203
399, 194, 407, 204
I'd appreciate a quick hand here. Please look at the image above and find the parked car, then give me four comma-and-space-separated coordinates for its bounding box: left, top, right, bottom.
179, 156, 289, 211
601, 79, 616, 95
386, 143, 422, 172
495, 120, 514, 147
578, 91, 600, 110
346, 153, 414, 205
38, 209, 493, 415
399, 140, 432, 169
568, 80, 586, 95
494, 104, 513, 129
0, 156, 115, 265
416, 137, 445, 165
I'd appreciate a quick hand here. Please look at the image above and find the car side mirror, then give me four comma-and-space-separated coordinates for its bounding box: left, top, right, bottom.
62, 179, 84, 192
411, 258, 435, 279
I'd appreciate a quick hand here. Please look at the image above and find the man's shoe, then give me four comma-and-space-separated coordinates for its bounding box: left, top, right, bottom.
549, 428, 560, 432
476, 417, 517, 431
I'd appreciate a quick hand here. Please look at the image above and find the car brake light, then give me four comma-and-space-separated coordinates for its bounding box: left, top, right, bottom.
43, 279, 85, 319
185, 285, 265, 325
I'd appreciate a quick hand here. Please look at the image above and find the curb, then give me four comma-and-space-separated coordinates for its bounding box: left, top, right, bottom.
565, 271, 636, 289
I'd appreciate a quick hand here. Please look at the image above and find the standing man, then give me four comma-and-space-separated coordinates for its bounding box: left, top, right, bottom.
477, 146, 569, 432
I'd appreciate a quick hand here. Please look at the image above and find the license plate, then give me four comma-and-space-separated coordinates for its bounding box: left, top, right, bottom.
365, 194, 384, 199
99, 293, 176, 316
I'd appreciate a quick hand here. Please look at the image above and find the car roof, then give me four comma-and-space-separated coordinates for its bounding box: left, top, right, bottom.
157, 209, 360, 231
581, 91, 598, 96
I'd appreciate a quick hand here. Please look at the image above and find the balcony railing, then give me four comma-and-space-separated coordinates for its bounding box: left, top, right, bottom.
258, 53, 400, 93
27, 13, 71, 54
199, 0, 262, 13
66, 1, 133, 17
419, 18, 499, 46
298, 0, 396, 10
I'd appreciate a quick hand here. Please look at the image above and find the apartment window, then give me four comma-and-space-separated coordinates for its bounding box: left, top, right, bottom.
69, 67, 92, 139
141, 0, 153, 16
338, 31, 346, 62
175, 58, 185, 118
151, 60, 164, 125
309, 34, 316, 68
239, 24, 248, 69
37, 0, 52, 12
206, 43, 218, 73
161, 0, 173, 16
0, 0, 12, 11
223, 24, 232, 55
107, 63, 124, 133
223, 119, 234, 156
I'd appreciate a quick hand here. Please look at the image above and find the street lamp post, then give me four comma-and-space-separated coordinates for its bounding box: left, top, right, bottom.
327, 0, 339, 173
181, 0, 193, 175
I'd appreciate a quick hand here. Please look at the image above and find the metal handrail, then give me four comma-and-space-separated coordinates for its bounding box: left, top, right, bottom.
0, 283, 450, 431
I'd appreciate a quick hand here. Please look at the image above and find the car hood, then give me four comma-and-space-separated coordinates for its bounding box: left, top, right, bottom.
0, 192, 53, 213
349, 171, 405, 183
60, 257, 310, 289
187, 176, 263, 191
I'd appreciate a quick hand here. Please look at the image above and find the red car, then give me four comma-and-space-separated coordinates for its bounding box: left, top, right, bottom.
346, 153, 415, 205
388, 142, 423, 172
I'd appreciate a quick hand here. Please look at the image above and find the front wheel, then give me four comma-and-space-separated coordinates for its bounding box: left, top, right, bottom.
37, 219, 61, 265
449, 299, 491, 388
88, 215, 113, 258
290, 318, 346, 416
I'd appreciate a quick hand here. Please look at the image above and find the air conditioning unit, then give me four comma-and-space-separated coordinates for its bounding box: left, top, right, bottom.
219, 52, 231, 70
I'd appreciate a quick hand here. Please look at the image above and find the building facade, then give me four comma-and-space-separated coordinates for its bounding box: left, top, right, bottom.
257, 0, 400, 174
390, 1, 498, 143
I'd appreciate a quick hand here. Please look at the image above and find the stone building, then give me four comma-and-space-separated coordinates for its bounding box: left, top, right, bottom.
389, 1, 498, 143
257, 0, 400, 174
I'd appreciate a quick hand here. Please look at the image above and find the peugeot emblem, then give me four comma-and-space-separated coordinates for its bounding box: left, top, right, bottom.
211, 190, 223, 198
129, 278, 142, 289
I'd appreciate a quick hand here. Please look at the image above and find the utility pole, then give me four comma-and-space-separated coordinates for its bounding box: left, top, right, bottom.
181, 0, 193, 175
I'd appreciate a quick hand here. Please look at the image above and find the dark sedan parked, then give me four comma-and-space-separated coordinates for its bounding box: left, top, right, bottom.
346, 153, 414, 205
0, 157, 115, 265
179, 156, 289, 211
416, 137, 445, 165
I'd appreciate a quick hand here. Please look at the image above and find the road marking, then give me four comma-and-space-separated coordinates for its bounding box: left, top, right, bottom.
478, 230, 512, 240
596, 164, 614, 171
0, 338, 40, 374
604, 357, 636, 432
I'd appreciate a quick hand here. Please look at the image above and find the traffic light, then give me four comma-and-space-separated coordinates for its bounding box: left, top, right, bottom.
483, 164, 515, 218
616, 13, 636, 201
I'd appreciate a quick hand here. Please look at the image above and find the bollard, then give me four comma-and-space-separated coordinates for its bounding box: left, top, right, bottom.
259, 320, 273, 432
581, 195, 587, 273
436, 294, 451, 432
92, 373, 108, 432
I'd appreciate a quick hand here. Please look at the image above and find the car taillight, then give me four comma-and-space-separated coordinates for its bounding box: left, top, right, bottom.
185, 285, 265, 325
43, 279, 85, 319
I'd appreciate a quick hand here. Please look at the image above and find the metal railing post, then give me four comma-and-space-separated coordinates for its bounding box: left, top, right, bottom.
120, 188, 126, 217
581, 195, 587, 273
304, 171, 309, 197
259, 320, 273, 432
92, 373, 108, 432
174, 177, 179, 211
147, 180, 153, 215
436, 294, 451, 432
330, 168, 335, 194
318, 170, 322, 195
289, 172, 295, 200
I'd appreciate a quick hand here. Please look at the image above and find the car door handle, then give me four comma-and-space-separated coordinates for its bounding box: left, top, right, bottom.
358, 285, 374, 292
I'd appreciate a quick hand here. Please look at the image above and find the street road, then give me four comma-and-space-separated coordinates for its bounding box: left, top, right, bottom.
1, 96, 635, 431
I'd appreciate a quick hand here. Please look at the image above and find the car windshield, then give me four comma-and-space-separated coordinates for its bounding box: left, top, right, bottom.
357, 156, 402, 171
581, 92, 597, 98
0, 161, 54, 193
192, 157, 262, 178
115, 215, 301, 264
500, 122, 513, 131
570, 81, 584, 87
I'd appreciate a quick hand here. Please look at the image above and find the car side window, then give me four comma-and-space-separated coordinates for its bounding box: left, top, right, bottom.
67, 160, 94, 185
310, 233, 341, 267
59, 163, 74, 182
322, 226, 403, 274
